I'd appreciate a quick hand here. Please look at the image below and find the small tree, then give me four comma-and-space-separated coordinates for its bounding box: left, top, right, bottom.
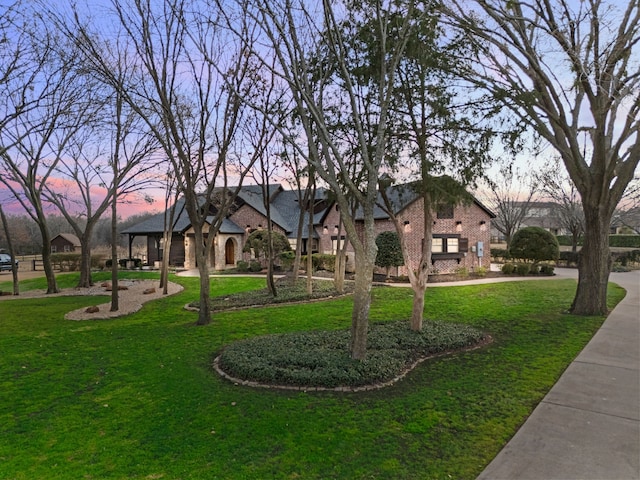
375, 231, 404, 281
509, 227, 559, 268
243, 230, 291, 265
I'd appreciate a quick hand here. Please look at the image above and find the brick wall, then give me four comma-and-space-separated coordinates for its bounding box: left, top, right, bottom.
318, 199, 492, 275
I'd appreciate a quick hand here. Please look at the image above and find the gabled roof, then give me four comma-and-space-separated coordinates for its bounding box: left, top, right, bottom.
52, 233, 81, 246
357, 181, 496, 220
121, 185, 335, 238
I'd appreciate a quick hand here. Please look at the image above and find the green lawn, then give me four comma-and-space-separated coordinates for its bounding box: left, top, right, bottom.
0, 273, 625, 479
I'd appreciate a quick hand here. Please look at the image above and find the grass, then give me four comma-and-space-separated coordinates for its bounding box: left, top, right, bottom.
0, 272, 625, 479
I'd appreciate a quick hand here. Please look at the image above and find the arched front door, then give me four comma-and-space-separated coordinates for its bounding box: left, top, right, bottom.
225, 238, 235, 265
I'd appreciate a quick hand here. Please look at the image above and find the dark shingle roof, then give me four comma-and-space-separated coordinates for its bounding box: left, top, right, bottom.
121, 185, 335, 238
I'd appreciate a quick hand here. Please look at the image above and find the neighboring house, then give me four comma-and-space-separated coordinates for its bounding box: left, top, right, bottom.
611, 207, 640, 234
50, 233, 81, 253
521, 201, 565, 235
122, 183, 494, 275
491, 201, 566, 242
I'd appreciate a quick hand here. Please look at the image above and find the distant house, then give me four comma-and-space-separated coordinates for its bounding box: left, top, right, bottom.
122, 183, 494, 275
50, 233, 81, 253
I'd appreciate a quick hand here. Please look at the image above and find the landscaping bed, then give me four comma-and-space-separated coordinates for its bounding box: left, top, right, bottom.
216, 320, 488, 390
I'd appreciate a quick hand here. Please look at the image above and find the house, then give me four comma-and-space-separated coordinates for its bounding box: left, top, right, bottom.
50, 233, 81, 253
121, 185, 327, 270
122, 183, 494, 275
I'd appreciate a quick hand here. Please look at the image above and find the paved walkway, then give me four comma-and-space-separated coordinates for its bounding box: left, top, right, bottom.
477, 269, 640, 480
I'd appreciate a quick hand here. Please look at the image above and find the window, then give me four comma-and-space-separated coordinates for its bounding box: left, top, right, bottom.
432, 236, 458, 253
436, 204, 454, 219
432, 238, 443, 253
448, 237, 459, 253
331, 236, 346, 255
430, 235, 467, 263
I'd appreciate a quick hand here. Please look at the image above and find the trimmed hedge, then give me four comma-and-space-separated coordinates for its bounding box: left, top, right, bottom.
556, 234, 640, 248
610, 235, 640, 248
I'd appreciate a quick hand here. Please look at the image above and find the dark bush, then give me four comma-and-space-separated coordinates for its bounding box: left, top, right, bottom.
515, 263, 531, 275
558, 251, 580, 267
236, 260, 249, 272
375, 231, 404, 276
612, 249, 640, 267
501, 263, 515, 274
540, 264, 555, 275
301, 254, 336, 272
491, 248, 510, 261
279, 251, 296, 271
509, 227, 559, 265
249, 260, 263, 272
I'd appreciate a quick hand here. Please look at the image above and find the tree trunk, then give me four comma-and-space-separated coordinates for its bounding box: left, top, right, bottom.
38, 223, 59, 294
570, 205, 611, 315
349, 225, 377, 360
160, 232, 173, 295
194, 226, 212, 325
350, 248, 375, 360
411, 285, 427, 329
78, 229, 95, 288
306, 185, 316, 295
197, 259, 212, 325
110, 194, 119, 311
0, 206, 19, 295
333, 230, 348, 294
266, 223, 277, 297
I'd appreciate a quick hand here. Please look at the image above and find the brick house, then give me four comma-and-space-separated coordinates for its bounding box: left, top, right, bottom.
122, 183, 494, 274
50, 233, 81, 253
319, 184, 495, 275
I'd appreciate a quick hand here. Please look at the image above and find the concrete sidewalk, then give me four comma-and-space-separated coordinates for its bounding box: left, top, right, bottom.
477, 269, 640, 480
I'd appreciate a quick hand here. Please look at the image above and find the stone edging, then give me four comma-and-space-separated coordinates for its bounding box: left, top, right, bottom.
212, 335, 493, 393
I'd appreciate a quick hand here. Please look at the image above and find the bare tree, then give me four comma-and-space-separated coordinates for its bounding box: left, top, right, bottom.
42, 97, 159, 289
63, 0, 266, 325
235, 0, 427, 359
445, 0, 640, 315
535, 158, 585, 252
481, 162, 538, 249
0, 13, 91, 293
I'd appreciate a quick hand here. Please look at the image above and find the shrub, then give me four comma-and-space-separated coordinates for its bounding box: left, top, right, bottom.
243, 230, 292, 260
490, 248, 510, 261
540, 264, 555, 275
509, 227, 559, 266
249, 260, 263, 272
515, 263, 531, 275
279, 251, 296, 271
236, 260, 249, 272
613, 249, 640, 267
375, 231, 404, 277
301, 254, 336, 272
475, 266, 488, 277
50, 253, 81, 271
558, 251, 580, 267
501, 263, 515, 274
454, 267, 469, 278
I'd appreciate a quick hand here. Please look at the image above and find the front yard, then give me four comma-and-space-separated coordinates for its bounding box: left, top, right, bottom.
0, 272, 624, 479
